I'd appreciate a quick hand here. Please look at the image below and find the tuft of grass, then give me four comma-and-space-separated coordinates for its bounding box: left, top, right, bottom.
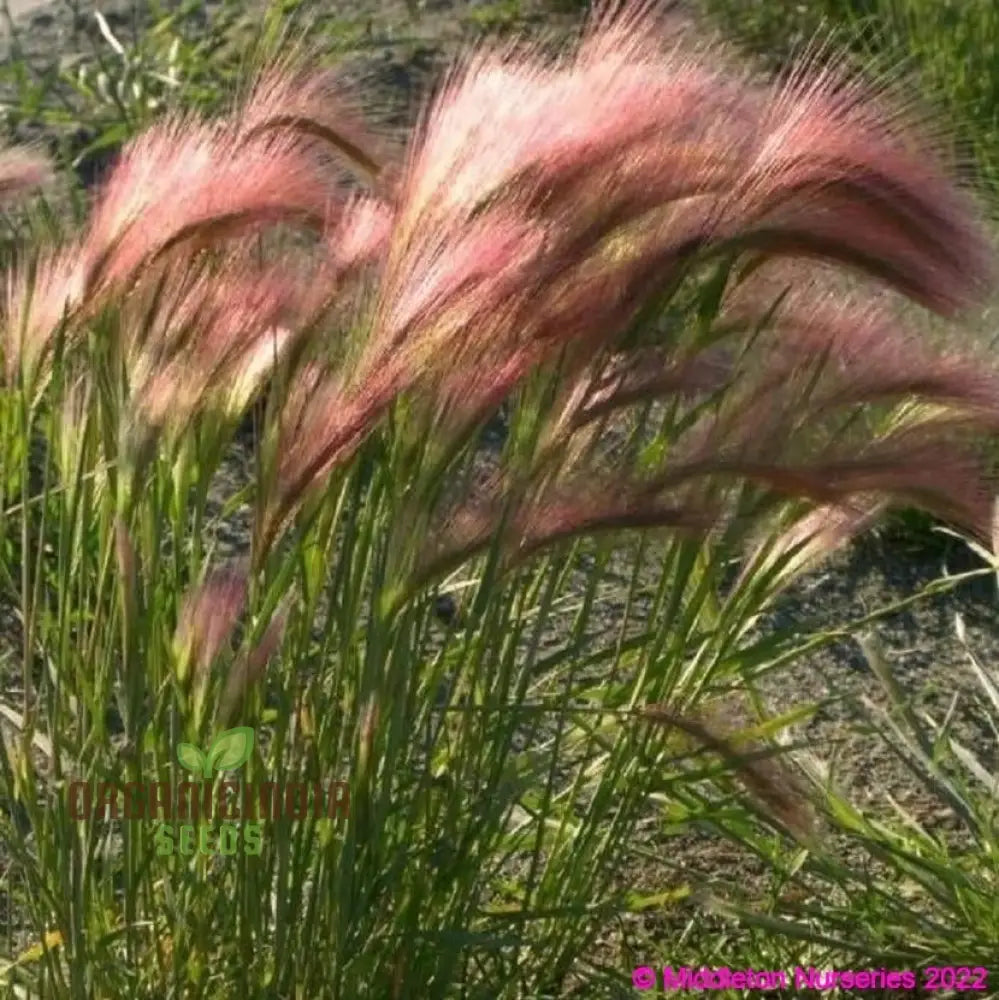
0, 3, 997, 995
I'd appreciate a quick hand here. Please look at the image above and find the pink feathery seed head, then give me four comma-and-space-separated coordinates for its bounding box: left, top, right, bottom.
239, 59, 399, 187
218, 604, 289, 726
82, 116, 341, 297
373, 209, 546, 365
570, 348, 734, 429
399, 53, 546, 223
129, 256, 308, 431
0, 146, 54, 204
4, 246, 86, 381
271, 362, 404, 536
84, 116, 205, 265
193, 262, 305, 359
327, 194, 394, 275
510, 490, 717, 558
176, 565, 248, 676
525, 246, 675, 357
384, 10, 760, 372
201, 265, 307, 388
810, 347, 999, 426
380, 202, 690, 393
276, 361, 330, 441
431, 340, 544, 439
718, 271, 999, 423
725, 60, 997, 313
400, 7, 750, 234
723, 189, 991, 319
416, 478, 719, 584
150, 250, 303, 343
737, 498, 887, 590
687, 434, 997, 541
508, 195, 727, 364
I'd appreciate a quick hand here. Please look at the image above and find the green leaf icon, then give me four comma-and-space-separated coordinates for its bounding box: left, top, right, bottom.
206, 726, 254, 778
177, 743, 206, 776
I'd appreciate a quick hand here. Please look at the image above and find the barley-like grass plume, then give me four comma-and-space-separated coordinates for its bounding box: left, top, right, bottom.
6, 0, 999, 592
640, 703, 817, 842
261, 1, 999, 577
123, 250, 307, 439
174, 566, 249, 687
239, 59, 399, 186
80, 117, 337, 298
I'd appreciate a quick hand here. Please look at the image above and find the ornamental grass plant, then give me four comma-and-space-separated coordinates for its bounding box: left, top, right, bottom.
0, 2, 998, 995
